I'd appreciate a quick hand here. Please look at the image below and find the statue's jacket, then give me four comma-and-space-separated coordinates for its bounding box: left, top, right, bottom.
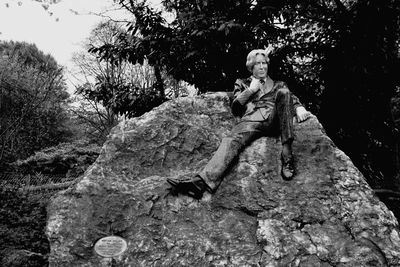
231, 76, 303, 133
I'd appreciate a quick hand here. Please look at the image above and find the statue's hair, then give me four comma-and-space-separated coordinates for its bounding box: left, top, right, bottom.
246, 49, 270, 72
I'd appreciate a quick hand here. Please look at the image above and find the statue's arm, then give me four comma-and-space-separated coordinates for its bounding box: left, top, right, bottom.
231, 79, 254, 117
287, 84, 311, 122
292, 93, 303, 111
277, 81, 310, 122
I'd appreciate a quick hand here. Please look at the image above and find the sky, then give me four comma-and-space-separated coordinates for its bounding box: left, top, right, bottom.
0, 0, 123, 65
0, 0, 161, 92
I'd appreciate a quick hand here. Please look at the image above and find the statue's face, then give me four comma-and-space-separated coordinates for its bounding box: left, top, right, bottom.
252, 54, 268, 79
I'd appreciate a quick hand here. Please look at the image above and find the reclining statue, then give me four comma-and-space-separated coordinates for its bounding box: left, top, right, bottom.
167, 47, 311, 199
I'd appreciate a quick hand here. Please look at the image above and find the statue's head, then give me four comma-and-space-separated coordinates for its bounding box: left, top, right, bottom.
246, 49, 270, 79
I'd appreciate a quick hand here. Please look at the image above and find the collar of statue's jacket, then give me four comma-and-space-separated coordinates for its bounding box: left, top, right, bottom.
245, 76, 273, 84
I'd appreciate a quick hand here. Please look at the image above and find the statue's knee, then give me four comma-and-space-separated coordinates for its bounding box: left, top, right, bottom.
277, 88, 290, 97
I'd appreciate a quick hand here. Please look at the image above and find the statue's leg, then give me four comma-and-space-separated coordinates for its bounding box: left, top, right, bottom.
273, 88, 295, 145
270, 88, 296, 179
198, 127, 260, 191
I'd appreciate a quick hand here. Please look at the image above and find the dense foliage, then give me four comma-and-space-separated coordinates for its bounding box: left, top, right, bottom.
0, 140, 101, 266
0, 41, 71, 169
0, 186, 49, 267
285, 0, 400, 188
323, 1, 399, 187
13, 140, 100, 177
75, 21, 165, 120
90, 0, 400, 189
92, 0, 289, 92
13, 140, 101, 179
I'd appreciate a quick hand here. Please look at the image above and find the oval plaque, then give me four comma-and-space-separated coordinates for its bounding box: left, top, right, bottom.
94, 236, 128, 258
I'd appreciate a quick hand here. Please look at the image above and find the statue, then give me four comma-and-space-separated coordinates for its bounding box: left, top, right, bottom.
167, 47, 311, 199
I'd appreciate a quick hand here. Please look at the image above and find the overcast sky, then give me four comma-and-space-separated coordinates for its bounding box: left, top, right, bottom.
0, 0, 162, 92
0, 0, 123, 65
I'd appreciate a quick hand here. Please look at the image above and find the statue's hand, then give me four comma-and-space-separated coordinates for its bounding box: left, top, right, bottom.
296, 106, 311, 122
249, 77, 261, 93
264, 44, 274, 56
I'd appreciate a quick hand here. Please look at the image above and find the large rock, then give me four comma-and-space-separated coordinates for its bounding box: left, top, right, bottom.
46, 93, 400, 266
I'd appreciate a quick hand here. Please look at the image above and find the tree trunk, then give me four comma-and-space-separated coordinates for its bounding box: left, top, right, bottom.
154, 64, 165, 99
390, 92, 400, 190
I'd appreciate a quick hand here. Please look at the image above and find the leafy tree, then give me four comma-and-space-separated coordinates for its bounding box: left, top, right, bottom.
74, 21, 165, 121
280, 0, 400, 188
91, 0, 290, 92
0, 41, 70, 169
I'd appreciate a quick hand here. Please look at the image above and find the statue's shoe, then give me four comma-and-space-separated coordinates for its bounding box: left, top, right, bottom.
167, 175, 211, 199
281, 153, 295, 180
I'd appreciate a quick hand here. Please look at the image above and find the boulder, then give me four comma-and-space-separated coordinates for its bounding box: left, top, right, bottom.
46, 92, 400, 266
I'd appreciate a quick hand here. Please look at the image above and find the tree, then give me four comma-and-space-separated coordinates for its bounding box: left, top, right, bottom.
0, 41, 70, 169
279, 0, 400, 188
90, 0, 291, 92
70, 20, 165, 138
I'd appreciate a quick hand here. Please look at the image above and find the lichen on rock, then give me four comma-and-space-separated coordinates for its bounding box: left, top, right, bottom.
46, 92, 400, 266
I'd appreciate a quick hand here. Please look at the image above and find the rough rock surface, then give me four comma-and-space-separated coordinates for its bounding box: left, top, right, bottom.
47, 92, 400, 266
